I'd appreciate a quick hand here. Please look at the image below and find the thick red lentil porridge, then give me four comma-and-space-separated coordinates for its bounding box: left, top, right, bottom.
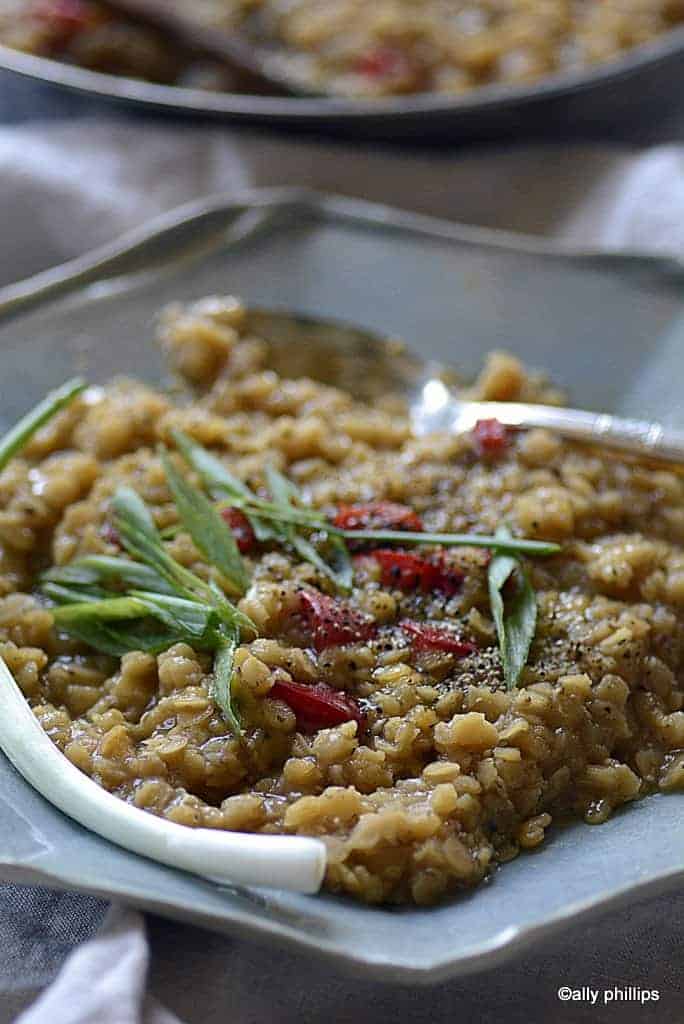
2, 296, 684, 905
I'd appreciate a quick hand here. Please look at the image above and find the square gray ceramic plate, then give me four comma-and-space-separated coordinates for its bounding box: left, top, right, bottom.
1, 189, 684, 983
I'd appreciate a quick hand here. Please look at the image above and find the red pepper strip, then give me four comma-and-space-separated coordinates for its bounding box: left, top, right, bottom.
400, 620, 476, 657
221, 507, 257, 554
333, 500, 423, 533
472, 418, 510, 459
371, 549, 464, 597
269, 677, 366, 733
33, 0, 94, 43
299, 589, 377, 651
354, 46, 412, 80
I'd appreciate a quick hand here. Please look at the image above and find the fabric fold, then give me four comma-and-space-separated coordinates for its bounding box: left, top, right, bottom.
15, 906, 182, 1024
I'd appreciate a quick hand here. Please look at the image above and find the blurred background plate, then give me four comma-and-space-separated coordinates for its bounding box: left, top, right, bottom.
2, 26, 684, 141
1, 190, 684, 981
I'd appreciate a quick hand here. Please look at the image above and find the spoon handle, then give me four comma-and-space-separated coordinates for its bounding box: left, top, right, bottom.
99, 0, 290, 92
451, 401, 684, 464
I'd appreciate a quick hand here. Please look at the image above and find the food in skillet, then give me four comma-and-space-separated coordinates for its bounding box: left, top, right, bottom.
1, 0, 683, 96
0, 0, 191, 82
2, 296, 684, 905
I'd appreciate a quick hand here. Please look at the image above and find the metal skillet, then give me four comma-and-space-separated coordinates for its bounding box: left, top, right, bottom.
1, 18, 684, 140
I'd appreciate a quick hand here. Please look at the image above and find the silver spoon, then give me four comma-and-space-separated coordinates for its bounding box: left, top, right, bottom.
101, 0, 321, 95
244, 309, 684, 464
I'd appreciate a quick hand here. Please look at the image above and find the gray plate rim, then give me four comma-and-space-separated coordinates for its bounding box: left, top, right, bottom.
1, 186, 683, 321
6, 851, 684, 984
1, 23, 684, 121
2, 188, 684, 982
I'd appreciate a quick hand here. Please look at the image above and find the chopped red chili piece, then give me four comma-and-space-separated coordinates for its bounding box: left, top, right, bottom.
354, 45, 412, 80
269, 677, 366, 733
399, 620, 476, 657
371, 549, 464, 596
33, 0, 93, 44
220, 507, 256, 554
100, 522, 121, 548
333, 501, 423, 533
299, 589, 377, 651
472, 418, 510, 459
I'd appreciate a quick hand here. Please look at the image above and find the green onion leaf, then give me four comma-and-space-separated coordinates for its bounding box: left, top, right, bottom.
41, 582, 111, 604
129, 591, 219, 639
54, 595, 151, 622
41, 473, 254, 731
160, 447, 249, 596
51, 593, 222, 655
52, 615, 189, 658
0, 378, 86, 473
336, 527, 560, 557
488, 524, 538, 690
211, 629, 241, 737
41, 555, 175, 596
112, 486, 160, 547
264, 465, 353, 593
112, 487, 256, 636
205, 578, 256, 637
264, 465, 299, 508
41, 564, 101, 590
171, 429, 254, 503
262, 466, 301, 551
151, 434, 561, 561
51, 596, 187, 656
322, 534, 354, 593
171, 429, 275, 542
112, 487, 212, 602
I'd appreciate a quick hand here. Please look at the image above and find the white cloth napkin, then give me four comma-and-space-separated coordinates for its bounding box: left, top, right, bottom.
2, 119, 684, 1024
16, 909, 180, 1024
2, 121, 684, 294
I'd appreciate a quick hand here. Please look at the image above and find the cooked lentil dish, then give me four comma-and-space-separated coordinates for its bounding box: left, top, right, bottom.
2, 0, 683, 96
3, 296, 684, 906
